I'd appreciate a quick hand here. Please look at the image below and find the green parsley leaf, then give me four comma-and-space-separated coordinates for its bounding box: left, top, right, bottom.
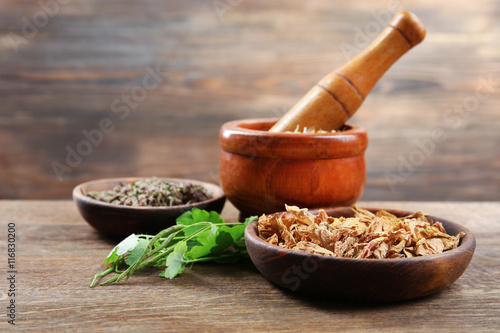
177, 208, 222, 236
162, 241, 188, 279
184, 225, 218, 260
103, 234, 140, 265
125, 238, 149, 266
210, 226, 234, 254
209, 210, 225, 224
192, 208, 211, 224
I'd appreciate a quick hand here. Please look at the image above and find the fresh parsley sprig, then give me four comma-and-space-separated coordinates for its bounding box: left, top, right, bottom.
90, 209, 257, 287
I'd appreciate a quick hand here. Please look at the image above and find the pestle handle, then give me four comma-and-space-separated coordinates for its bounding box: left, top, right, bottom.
269, 11, 426, 132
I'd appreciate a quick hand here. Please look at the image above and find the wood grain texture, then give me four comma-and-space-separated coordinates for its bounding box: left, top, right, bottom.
0, 200, 498, 332
0, 0, 499, 201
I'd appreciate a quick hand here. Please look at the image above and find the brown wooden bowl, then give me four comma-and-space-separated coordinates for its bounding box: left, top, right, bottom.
244, 206, 476, 302
219, 118, 368, 216
73, 177, 226, 238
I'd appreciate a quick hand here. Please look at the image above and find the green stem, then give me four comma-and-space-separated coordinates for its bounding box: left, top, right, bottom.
128, 225, 183, 270
135, 246, 174, 270
100, 274, 120, 286
92, 218, 255, 287
183, 251, 244, 263
117, 227, 181, 284
145, 231, 178, 259
122, 232, 180, 283
90, 266, 114, 287
121, 223, 213, 282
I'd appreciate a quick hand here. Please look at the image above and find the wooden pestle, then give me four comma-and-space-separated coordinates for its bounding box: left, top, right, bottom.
269, 11, 426, 133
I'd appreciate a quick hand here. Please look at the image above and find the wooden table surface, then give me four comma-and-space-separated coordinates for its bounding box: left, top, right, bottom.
0, 200, 498, 332
1, 0, 499, 202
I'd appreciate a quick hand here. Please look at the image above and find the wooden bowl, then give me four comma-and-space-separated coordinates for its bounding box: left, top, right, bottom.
244, 206, 476, 302
73, 177, 226, 237
219, 118, 368, 216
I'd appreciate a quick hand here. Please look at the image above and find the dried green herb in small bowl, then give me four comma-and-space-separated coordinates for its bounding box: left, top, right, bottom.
73, 177, 226, 237
86, 177, 211, 207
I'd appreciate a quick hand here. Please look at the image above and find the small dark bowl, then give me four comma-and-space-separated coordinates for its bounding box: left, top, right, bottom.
245, 206, 476, 302
73, 177, 226, 237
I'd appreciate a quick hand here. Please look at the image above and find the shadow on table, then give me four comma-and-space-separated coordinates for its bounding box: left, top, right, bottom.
274, 284, 444, 310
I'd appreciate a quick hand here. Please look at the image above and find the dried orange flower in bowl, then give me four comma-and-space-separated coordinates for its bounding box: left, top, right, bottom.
258, 205, 465, 259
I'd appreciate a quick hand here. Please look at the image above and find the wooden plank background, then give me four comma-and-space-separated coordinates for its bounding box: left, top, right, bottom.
0, 0, 499, 200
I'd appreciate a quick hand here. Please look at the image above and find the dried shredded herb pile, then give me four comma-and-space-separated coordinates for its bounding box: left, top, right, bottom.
259, 205, 465, 259
86, 177, 211, 207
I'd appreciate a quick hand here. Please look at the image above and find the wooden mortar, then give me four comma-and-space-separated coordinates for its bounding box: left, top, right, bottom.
269, 11, 426, 133
219, 118, 368, 216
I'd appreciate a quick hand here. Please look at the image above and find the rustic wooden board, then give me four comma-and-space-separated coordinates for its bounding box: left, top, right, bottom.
0, 0, 499, 200
0, 201, 498, 331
